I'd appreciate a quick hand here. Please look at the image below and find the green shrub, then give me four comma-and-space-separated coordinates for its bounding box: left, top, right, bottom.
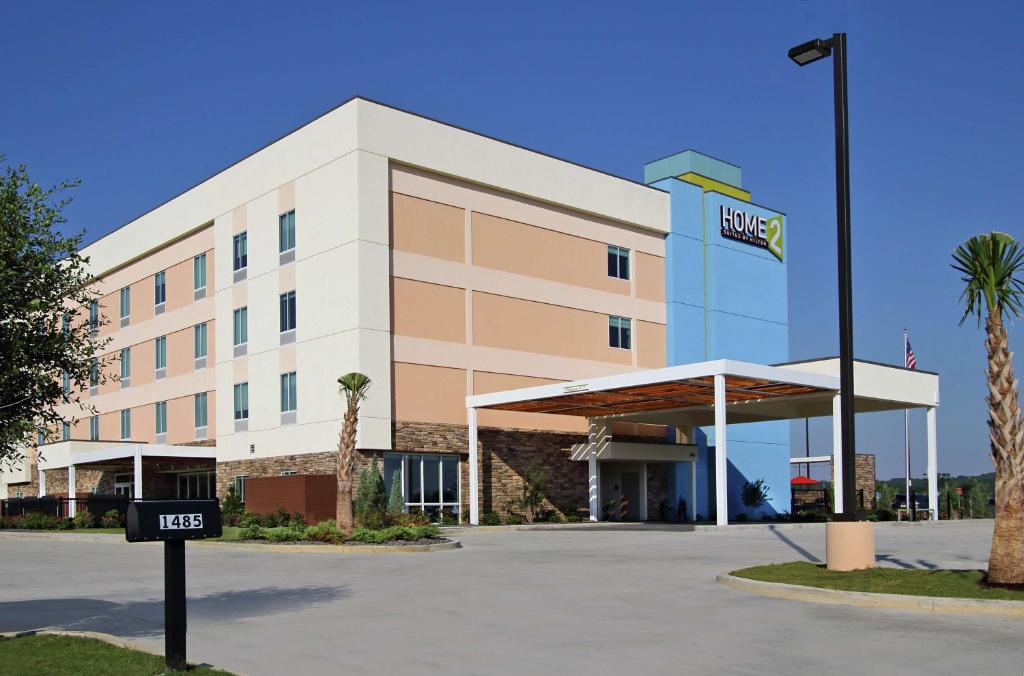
72, 510, 94, 529
566, 514, 583, 523
239, 508, 304, 528
239, 523, 266, 541
304, 521, 344, 543
507, 468, 547, 524
264, 526, 304, 542
480, 512, 501, 526
222, 485, 245, 526
439, 508, 458, 526
355, 457, 388, 529
13, 513, 67, 530
390, 511, 431, 527
504, 513, 524, 525
387, 471, 404, 515
101, 509, 123, 528
741, 478, 772, 511
349, 524, 440, 544
546, 512, 564, 523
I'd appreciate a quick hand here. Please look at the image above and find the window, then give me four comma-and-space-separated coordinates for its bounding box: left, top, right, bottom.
89, 416, 99, 441
194, 323, 208, 359
154, 271, 166, 306
119, 287, 131, 322
232, 232, 248, 271
120, 347, 131, 383
155, 401, 167, 437
280, 470, 298, 476
193, 253, 207, 291
233, 383, 249, 420
609, 315, 632, 350
279, 210, 296, 253
62, 371, 70, 398
62, 422, 70, 441
608, 245, 630, 280
120, 409, 131, 439
233, 475, 248, 502
37, 430, 46, 446
114, 473, 134, 497
385, 453, 460, 523
280, 371, 297, 413
279, 291, 296, 333
176, 471, 215, 499
194, 393, 208, 429
89, 358, 99, 388
155, 336, 167, 373
88, 300, 99, 332
233, 307, 248, 346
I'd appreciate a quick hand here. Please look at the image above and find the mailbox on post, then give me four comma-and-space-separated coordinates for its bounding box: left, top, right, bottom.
126, 499, 221, 671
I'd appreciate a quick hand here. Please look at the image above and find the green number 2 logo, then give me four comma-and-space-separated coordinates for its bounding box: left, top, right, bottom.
766, 216, 784, 261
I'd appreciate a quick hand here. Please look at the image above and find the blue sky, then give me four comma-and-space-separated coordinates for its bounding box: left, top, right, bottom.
3, 1, 1022, 479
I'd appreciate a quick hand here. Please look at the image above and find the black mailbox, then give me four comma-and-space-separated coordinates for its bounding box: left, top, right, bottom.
126, 499, 222, 542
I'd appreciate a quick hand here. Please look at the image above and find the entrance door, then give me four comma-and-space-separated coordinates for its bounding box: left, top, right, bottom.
620, 472, 641, 521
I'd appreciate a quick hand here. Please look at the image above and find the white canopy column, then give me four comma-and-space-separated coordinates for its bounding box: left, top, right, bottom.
468, 407, 479, 525
586, 418, 607, 522
927, 407, 938, 517
133, 448, 143, 500
713, 374, 728, 526
832, 393, 844, 514
67, 464, 76, 517
39, 468, 46, 497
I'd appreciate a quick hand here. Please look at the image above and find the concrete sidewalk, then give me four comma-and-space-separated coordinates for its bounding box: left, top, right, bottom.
0, 520, 1011, 675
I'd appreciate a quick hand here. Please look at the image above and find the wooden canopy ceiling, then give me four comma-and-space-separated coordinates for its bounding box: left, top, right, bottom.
480, 375, 830, 418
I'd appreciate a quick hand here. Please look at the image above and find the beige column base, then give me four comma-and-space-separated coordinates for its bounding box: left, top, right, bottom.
825, 521, 876, 571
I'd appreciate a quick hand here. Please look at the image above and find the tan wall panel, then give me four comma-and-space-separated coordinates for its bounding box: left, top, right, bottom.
166, 395, 194, 445
393, 362, 466, 425
207, 390, 216, 438
97, 290, 117, 340
392, 278, 466, 343
391, 193, 465, 262
98, 352, 121, 396
636, 252, 665, 302
70, 417, 89, 440
133, 403, 155, 443
472, 212, 630, 295
130, 278, 154, 324
166, 329, 193, 378
637, 321, 666, 369
133, 339, 155, 388
165, 258, 193, 313
474, 371, 586, 433
99, 411, 120, 440
472, 292, 631, 365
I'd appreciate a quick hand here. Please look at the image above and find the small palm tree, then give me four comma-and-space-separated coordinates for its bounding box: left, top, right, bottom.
336, 372, 372, 535
953, 232, 1024, 585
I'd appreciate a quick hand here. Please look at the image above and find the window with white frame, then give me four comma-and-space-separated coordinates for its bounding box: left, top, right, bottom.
119, 286, 130, 322
383, 453, 460, 522
194, 323, 208, 360
279, 291, 296, 333
279, 210, 296, 253
88, 300, 99, 333
194, 392, 208, 429
280, 371, 297, 413
233, 232, 248, 271
154, 271, 166, 306
120, 409, 131, 439
608, 315, 632, 350
155, 401, 167, 437
233, 475, 248, 502
120, 347, 131, 384
114, 473, 134, 497
155, 336, 167, 374
89, 415, 99, 441
607, 245, 630, 280
233, 383, 249, 420
62, 422, 70, 441
193, 253, 207, 291
233, 307, 248, 346
177, 471, 215, 499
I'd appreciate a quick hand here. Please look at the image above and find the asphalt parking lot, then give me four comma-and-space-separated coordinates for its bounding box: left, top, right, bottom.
0, 520, 1017, 676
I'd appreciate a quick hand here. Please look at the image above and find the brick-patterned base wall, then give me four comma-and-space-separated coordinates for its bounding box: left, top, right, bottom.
40, 468, 116, 497
855, 454, 876, 509
217, 452, 339, 500
6, 462, 39, 498
646, 463, 670, 520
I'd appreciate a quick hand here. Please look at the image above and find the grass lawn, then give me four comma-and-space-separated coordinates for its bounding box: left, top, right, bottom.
0, 634, 233, 675
731, 561, 1024, 601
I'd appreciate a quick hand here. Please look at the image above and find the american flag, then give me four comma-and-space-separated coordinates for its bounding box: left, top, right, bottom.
905, 335, 917, 370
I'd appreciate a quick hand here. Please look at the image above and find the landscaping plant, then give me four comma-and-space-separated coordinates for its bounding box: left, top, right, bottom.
952, 232, 1024, 585
508, 468, 547, 524
221, 484, 245, 526
741, 478, 772, 517
387, 470, 404, 515
354, 456, 388, 529
336, 372, 372, 536
100, 509, 122, 528
72, 510, 93, 529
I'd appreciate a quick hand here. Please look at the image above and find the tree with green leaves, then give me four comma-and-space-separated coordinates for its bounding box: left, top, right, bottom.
336, 372, 371, 535
387, 470, 404, 515
0, 157, 112, 465
952, 232, 1024, 585
509, 468, 547, 524
354, 456, 387, 529
741, 478, 772, 516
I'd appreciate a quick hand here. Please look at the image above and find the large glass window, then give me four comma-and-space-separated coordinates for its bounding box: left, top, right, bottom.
154, 271, 166, 306
194, 392, 208, 428
234, 475, 248, 502
233, 383, 249, 420
280, 371, 297, 412
609, 315, 632, 350
194, 323, 208, 359
384, 453, 461, 522
119, 287, 131, 320
88, 300, 99, 332
279, 210, 296, 253
193, 253, 207, 291
233, 232, 248, 271
155, 401, 167, 436
177, 471, 215, 499
279, 291, 296, 333
155, 336, 167, 370
233, 307, 248, 346
120, 409, 131, 439
607, 245, 630, 280
120, 347, 131, 380
89, 416, 99, 441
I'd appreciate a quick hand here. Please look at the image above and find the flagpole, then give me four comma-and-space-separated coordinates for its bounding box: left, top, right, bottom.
904, 328, 912, 521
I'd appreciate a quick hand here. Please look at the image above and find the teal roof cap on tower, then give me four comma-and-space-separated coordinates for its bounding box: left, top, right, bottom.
643, 150, 742, 188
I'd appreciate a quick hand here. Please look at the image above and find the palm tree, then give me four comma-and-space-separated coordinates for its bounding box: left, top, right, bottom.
953, 232, 1024, 585
336, 372, 372, 535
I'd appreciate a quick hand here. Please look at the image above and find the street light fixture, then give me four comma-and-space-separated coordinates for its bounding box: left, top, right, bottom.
789, 32, 858, 520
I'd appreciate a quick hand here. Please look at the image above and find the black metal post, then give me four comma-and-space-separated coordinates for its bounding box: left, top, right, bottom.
830, 32, 857, 519
164, 540, 187, 671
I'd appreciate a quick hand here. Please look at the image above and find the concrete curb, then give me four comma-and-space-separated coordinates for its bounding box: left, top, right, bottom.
716, 573, 1024, 618
446, 520, 954, 534
0, 629, 235, 673
0, 531, 461, 553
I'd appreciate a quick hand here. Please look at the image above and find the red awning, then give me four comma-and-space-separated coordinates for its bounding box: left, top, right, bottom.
790, 475, 820, 486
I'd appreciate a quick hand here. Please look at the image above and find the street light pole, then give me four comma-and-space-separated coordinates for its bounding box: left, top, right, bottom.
790, 32, 857, 519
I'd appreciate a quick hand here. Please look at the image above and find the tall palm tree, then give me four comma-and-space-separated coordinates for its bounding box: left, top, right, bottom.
953, 232, 1024, 585
336, 372, 372, 535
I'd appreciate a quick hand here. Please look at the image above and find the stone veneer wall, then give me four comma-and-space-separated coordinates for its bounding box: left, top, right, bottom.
38, 467, 116, 497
